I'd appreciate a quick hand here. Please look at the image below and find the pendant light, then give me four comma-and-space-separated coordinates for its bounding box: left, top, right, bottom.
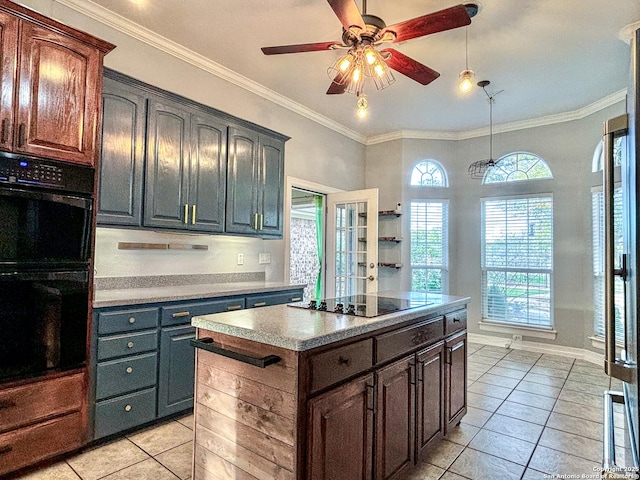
468, 80, 504, 179
458, 27, 474, 94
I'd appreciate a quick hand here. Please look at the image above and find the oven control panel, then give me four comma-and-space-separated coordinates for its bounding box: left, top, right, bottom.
0, 158, 64, 186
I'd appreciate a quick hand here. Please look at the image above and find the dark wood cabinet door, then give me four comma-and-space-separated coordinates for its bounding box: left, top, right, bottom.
258, 134, 284, 237
307, 374, 373, 480
158, 324, 196, 417
97, 77, 146, 226
188, 110, 227, 232
417, 341, 444, 456
16, 22, 101, 165
226, 125, 259, 234
144, 98, 190, 229
445, 333, 467, 430
375, 356, 415, 480
0, 11, 17, 152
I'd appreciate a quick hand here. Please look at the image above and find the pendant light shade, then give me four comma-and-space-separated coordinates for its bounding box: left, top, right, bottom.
458, 27, 474, 94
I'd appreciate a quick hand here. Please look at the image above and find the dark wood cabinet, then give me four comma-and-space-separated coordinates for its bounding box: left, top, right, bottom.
97, 76, 146, 225
445, 332, 467, 431
375, 356, 415, 480
226, 125, 285, 237
416, 341, 444, 455
144, 98, 227, 232
307, 374, 374, 480
0, 3, 113, 166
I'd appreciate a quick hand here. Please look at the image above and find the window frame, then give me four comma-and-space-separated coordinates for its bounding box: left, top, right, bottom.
483, 151, 553, 185
409, 160, 448, 188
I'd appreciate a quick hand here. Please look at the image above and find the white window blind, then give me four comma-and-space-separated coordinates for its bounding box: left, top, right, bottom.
592, 187, 625, 343
481, 196, 553, 327
410, 201, 448, 293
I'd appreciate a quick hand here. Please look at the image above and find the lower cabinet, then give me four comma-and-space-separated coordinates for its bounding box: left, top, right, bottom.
307, 374, 374, 480
158, 325, 196, 417
445, 332, 467, 431
416, 341, 445, 455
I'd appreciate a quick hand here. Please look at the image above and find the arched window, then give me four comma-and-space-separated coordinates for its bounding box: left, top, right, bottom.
410, 160, 448, 187
483, 152, 553, 184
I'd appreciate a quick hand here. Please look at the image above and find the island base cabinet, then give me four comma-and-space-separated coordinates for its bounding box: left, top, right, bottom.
445, 332, 467, 431
307, 374, 374, 480
417, 341, 445, 456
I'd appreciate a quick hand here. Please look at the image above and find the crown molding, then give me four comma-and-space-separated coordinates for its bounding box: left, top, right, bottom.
50, 0, 627, 147
620, 21, 640, 44
53, 0, 367, 144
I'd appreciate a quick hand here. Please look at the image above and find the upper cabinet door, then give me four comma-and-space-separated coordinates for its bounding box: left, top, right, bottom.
16, 22, 102, 165
258, 135, 284, 237
0, 11, 17, 152
144, 98, 190, 229
188, 110, 227, 233
97, 77, 146, 226
226, 126, 259, 235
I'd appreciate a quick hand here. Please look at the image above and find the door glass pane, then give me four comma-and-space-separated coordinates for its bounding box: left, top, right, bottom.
335, 201, 369, 297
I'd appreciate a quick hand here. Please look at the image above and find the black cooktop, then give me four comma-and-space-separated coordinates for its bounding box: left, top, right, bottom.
288, 294, 433, 318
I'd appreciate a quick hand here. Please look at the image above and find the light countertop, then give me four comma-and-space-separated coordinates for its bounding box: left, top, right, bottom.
93, 282, 306, 308
191, 292, 470, 351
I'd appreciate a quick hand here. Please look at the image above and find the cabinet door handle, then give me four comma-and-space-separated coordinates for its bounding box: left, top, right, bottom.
417, 360, 425, 383
192, 204, 197, 225
253, 302, 266, 307
0, 399, 16, 410
18, 122, 25, 147
172, 311, 190, 318
184, 204, 189, 224
191, 338, 281, 368
253, 213, 258, 230
260, 214, 264, 230
365, 381, 375, 413
227, 305, 243, 311
0, 445, 13, 456
1, 118, 9, 143
410, 361, 416, 386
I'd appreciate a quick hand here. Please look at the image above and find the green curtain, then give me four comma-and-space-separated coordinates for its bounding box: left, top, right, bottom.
314, 194, 323, 301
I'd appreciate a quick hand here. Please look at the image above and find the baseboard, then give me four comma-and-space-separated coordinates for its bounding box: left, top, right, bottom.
467, 332, 604, 366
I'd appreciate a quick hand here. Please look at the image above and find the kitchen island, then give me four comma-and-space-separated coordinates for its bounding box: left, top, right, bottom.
190, 292, 469, 480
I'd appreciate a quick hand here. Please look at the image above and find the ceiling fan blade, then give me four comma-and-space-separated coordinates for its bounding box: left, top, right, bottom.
383, 4, 471, 43
326, 71, 349, 94
327, 0, 365, 32
261, 41, 341, 55
380, 48, 440, 85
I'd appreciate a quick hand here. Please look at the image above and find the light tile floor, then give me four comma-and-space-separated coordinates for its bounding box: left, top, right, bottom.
14, 343, 623, 480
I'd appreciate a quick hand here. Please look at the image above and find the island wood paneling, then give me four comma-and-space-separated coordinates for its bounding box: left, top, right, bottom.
193, 329, 299, 480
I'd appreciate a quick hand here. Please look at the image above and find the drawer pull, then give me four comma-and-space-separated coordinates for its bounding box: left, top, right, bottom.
127, 341, 134, 349
338, 356, 351, 366
0, 399, 16, 410
227, 305, 243, 311
291, 297, 302, 302
253, 302, 267, 307
129, 317, 136, 324
0, 445, 13, 456
191, 338, 280, 368
453, 317, 461, 323
172, 311, 191, 318
124, 404, 132, 412
126, 366, 133, 374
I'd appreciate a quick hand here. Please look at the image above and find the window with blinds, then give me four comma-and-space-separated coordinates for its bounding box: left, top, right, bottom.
592, 187, 625, 343
410, 201, 448, 293
481, 196, 553, 327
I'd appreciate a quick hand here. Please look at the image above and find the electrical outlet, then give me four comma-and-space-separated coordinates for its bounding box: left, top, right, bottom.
237, 253, 244, 265
259, 253, 271, 264
512, 334, 522, 342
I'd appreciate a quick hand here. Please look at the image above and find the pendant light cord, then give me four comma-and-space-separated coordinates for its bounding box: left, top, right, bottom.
480, 83, 503, 161
465, 28, 469, 70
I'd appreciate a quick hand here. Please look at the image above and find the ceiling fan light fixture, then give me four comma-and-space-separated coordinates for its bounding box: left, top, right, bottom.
356, 93, 368, 118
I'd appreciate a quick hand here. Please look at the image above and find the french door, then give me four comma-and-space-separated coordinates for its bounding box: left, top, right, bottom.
326, 189, 379, 297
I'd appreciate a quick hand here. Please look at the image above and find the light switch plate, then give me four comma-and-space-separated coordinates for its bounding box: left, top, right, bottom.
259, 253, 271, 264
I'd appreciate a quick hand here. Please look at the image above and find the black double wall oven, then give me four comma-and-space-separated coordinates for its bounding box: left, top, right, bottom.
0, 155, 94, 383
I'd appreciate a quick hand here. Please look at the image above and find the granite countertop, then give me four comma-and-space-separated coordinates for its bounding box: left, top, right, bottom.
93, 281, 306, 308
191, 292, 470, 352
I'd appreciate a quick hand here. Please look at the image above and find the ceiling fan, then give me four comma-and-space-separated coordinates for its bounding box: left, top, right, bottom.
261, 0, 479, 96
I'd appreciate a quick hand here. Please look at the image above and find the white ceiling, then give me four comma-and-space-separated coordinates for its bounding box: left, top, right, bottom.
76, 0, 640, 138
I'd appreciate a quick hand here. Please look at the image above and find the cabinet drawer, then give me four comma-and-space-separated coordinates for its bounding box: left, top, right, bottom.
0, 411, 84, 477
376, 317, 444, 364
94, 388, 156, 439
0, 373, 83, 434
98, 330, 158, 360
161, 297, 245, 326
310, 339, 373, 393
444, 309, 467, 336
98, 307, 159, 334
96, 352, 157, 400
246, 290, 303, 308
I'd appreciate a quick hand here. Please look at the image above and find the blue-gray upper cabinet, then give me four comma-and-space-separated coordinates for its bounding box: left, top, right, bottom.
97, 76, 146, 226
226, 126, 285, 238
144, 97, 227, 232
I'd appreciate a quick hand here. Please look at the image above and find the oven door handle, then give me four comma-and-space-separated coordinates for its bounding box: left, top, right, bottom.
0, 185, 92, 210
0, 270, 89, 282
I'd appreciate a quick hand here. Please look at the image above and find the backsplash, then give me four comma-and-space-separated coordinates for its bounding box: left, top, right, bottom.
94, 272, 265, 290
